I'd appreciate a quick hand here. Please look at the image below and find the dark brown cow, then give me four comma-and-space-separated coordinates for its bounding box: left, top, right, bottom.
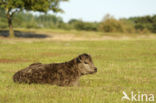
13, 53, 97, 86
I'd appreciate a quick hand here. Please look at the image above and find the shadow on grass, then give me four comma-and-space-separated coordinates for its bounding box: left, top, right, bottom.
0, 30, 50, 38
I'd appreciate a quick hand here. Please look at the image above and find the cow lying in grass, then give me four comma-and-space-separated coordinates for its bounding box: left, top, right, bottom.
13, 53, 97, 86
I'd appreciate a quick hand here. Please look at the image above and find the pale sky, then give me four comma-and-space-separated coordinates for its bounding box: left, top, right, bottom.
54, 0, 156, 22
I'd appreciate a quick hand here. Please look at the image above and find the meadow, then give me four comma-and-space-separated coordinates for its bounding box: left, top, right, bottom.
0, 32, 156, 103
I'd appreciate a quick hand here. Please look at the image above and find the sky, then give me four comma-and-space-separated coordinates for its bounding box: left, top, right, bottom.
53, 0, 156, 22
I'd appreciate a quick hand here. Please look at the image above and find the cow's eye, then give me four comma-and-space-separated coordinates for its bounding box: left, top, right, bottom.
84, 61, 88, 64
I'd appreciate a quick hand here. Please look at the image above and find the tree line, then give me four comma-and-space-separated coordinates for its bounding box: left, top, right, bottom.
0, 10, 156, 34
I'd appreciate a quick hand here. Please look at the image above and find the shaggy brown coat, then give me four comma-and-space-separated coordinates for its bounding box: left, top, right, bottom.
13, 53, 97, 86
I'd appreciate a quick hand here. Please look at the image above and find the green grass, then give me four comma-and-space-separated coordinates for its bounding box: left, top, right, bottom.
0, 39, 156, 103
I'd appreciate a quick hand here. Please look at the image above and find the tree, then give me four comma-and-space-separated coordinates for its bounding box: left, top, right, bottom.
98, 14, 123, 32
98, 14, 136, 33
0, 0, 67, 37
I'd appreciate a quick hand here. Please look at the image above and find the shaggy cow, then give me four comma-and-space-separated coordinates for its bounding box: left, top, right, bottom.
13, 53, 97, 86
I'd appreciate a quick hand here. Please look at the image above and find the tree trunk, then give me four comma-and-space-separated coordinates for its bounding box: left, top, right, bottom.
8, 17, 15, 38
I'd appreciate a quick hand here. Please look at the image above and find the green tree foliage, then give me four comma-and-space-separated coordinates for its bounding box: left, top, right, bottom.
129, 15, 156, 33
13, 12, 37, 28
0, 0, 68, 37
1, 9, 156, 34
36, 14, 63, 28
152, 15, 156, 33
14, 12, 64, 29
0, 7, 5, 17
68, 19, 98, 31
0, 8, 8, 28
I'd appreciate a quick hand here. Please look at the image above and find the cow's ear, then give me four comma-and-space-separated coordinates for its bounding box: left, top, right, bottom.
29, 62, 42, 67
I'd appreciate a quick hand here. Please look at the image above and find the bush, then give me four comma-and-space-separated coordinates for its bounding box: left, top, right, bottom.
119, 19, 136, 33
129, 15, 156, 33
98, 14, 136, 33
68, 19, 98, 31
58, 23, 71, 30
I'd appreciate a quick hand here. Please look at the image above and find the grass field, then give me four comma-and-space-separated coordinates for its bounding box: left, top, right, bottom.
0, 36, 156, 103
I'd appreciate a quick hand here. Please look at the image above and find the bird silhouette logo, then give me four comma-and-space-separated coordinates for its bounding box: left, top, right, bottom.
122, 91, 130, 101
